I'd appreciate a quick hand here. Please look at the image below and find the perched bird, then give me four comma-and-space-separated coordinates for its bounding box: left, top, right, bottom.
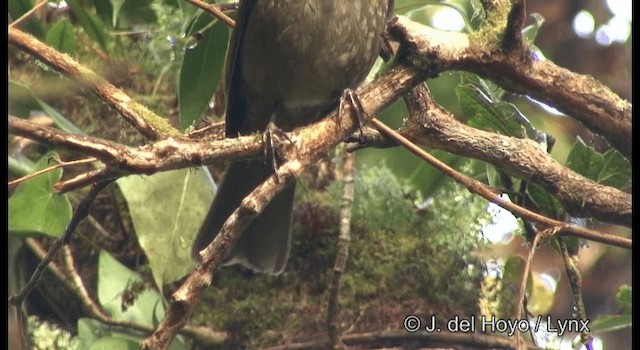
192, 0, 394, 274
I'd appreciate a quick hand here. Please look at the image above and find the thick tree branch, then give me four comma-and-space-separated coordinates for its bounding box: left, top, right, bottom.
399, 86, 631, 227
371, 118, 630, 249
389, 16, 632, 160
8, 27, 180, 140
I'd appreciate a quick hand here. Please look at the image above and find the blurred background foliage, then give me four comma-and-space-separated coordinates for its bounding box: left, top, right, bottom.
8, 0, 631, 349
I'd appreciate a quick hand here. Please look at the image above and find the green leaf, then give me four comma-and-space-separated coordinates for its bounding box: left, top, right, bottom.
88, 336, 139, 350
9, 0, 46, 38
599, 148, 632, 188
78, 317, 189, 350
178, 14, 231, 129
99, 0, 157, 28
616, 284, 631, 314
117, 168, 215, 288
522, 13, 545, 45
9, 156, 36, 177
65, 0, 110, 54
589, 314, 632, 333
8, 152, 72, 237
109, 0, 126, 27
8, 80, 41, 117
45, 19, 76, 54
97, 250, 166, 326
456, 82, 534, 138
526, 183, 562, 218
566, 137, 631, 189
9, 81, 85, 134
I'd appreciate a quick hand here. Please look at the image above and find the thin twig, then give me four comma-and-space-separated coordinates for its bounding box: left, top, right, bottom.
62, 246, 110, 320
326, 150, 355, 350
558, 238, 592, 347
9, 180, 113, 306
186, 0, 236, 28
24, 238, 71, 289
369, 118, 631, 249
513, 227, 559, 349
9, 0, 49, 28
8, 157, 98, 189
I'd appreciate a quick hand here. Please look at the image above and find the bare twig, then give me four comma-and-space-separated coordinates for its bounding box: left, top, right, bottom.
186, 0, 236, 28
9, 180, 113, 306
513, 227, 558, 348
326, 150, 355, 350
558, 238, 592, 347
8, 157, 98, 189
9, 0, 49, 28
370, 118, 630, 249
26, 213, 228, 345
24, 238, 71, 289
62, 246, 110, 320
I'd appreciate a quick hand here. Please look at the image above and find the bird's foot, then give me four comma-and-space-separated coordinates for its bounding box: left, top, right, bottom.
262, 121, 292, 181
339, 89, 369, 144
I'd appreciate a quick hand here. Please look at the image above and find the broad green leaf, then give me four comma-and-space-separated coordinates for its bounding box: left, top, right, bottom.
117, 168, 215, 288
178, 13, 231, 129
65, 0, 110, 54
456, 83, 532, 138
45, 19, 76, 54
78, 318, 110, 349
97, 250, 165, 326
78, 317, 189, 350
88, 336, 139, 350
566, 137, 631, 189
599, 148, 632, 188
565, 137, 602, 181
8, 152, 72, 237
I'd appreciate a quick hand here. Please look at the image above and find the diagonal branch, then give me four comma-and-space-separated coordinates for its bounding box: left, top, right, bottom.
142, 64, 420, 350
389, 16, 632, 160
398, 85, 631, 227
8, 27, 180, 140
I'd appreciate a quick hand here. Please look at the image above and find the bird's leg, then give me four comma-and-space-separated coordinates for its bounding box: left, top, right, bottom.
262, 115, 292, 181
339, 89, 369, 144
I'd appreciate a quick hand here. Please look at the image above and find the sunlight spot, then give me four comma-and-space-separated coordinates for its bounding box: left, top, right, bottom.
431, 7, 466, 32
572, 10, 594, 38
